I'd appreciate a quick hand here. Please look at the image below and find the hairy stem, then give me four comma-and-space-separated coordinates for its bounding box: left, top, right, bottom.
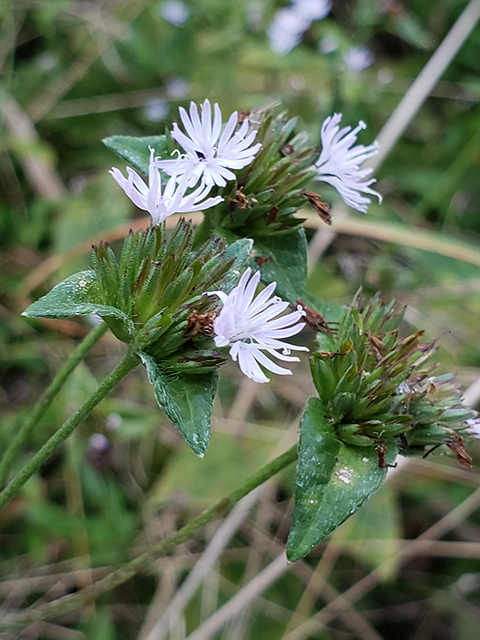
0, 444, 298, 630
0, 349, 139, 512
0, 323, 108, 487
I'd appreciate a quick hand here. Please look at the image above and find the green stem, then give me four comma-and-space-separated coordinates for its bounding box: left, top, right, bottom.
0, 444, 298, 630
0, 349, 140, 512
0, 323, 108, 487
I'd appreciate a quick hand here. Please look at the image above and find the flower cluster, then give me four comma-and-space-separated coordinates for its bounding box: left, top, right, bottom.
110, 100, 261, 225
207, 268, 308, 383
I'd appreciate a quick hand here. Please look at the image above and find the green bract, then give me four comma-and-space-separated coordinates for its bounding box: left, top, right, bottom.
23, 220, 252, 455
311, 294, 474, 451
287, 295, 475, 561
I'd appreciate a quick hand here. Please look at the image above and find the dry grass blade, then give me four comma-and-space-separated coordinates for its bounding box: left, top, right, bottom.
0, 86, 65, 200
370, 0, 480, 171
304, 212, 480, 268
282, 484, 480, 640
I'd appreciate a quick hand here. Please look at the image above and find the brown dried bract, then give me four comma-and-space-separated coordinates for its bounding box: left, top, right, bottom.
448, 433, 473, 469
296, 299, 333, 335
186, 310, 217, 337
267, 206, 279, 224
305, 191, 332, 225
280, 143, 295, 157
376, 444, 397, 469
366, 329, 385, 361
254, 256, 272, 268
228, 186, 249, 210
238, 110, 251, 124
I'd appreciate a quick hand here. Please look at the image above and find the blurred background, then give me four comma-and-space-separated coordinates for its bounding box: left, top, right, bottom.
1, 0, 480, 638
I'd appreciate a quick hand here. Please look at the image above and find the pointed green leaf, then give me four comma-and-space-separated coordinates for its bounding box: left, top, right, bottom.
138, 351, 218, 456
252, 227, 307, 303
287, 397, 399, 561
22, 270, 130, 326
286, 398, 340, 561
103, 135, 169, 174
223, 238, 254, 293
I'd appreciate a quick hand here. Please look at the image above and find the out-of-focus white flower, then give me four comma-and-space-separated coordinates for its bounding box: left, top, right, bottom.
157, 99, 261, 188
315, 113, 382, 213
165, 77, 191, 99
160, 0, 189, 26
268, 8, 310, 54
319, 34, 339, 54
143, 99, 169, 123
465, 418, 480, 439
268, 0, 331, 55
293, 0, 331, 21
110, 147, 223, 225
89, 433, 110, 453
207, 268, 308, 384
342, 46, 375, 72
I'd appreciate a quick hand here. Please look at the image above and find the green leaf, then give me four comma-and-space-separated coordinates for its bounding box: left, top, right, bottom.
223, 238, 254, 293
138, 351, 218, 456
103, 135, 169, 174
22, 270, 131, 327
287, 397, 398, 561
252, 227, 308, 302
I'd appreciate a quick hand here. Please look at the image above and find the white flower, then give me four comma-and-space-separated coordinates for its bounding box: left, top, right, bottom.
109, 147, 223, 225
465, 418, 480, 439
267, 8, 310, 55
293, 0, 331, 21
268, 0, 331, 55
342, 46, 375, 72
315, 113, 382, 213
207, 268, 308, 384
156, 99, 261, 188
161, 0, 189, 26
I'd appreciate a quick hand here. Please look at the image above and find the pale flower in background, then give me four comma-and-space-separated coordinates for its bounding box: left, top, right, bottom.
315, 113, 382, 213
342, 45, 375, 72
293, 0, 331, 21
268, 0, 331, 55
267, 8, 310, 54
207, 268, 308, 384
160, 0, 189, 26
143, 99, 169, 123
110, 147, 223, 225
157, 99, 261, 188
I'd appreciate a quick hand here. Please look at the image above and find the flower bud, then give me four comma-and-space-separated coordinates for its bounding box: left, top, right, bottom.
91, 219, 236, 369
310, 295, 476, 465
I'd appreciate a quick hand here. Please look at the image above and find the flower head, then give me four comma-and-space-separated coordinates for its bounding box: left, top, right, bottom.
156, 99, 261, 188
315, 113, 382, 213
207, 268, 308, 383
109, 147, 223, 225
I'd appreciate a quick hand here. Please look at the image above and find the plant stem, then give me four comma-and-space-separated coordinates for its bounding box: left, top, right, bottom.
0, 323, 108, 487
0, 444, 298, 630
0, 349, 139, 512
